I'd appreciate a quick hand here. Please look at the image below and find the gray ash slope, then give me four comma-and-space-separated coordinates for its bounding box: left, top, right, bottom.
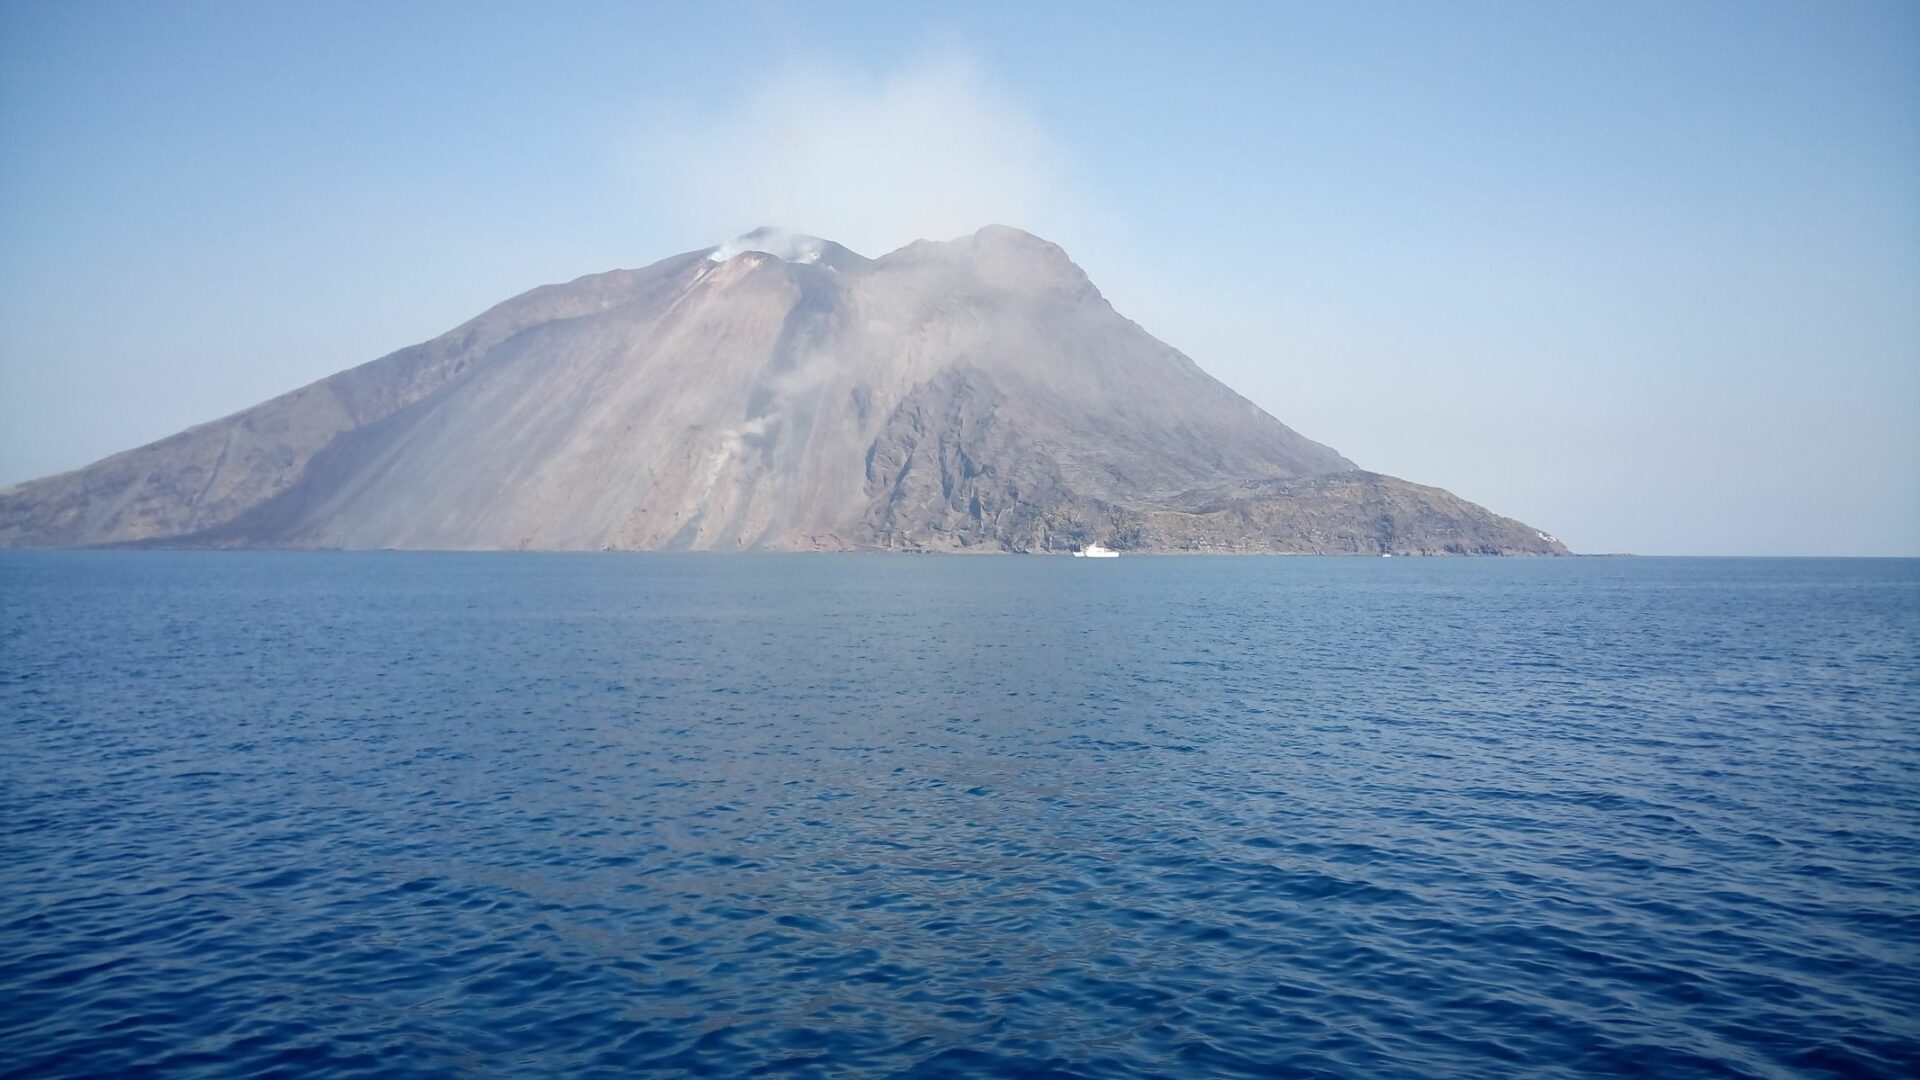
0, 227, 1565, 554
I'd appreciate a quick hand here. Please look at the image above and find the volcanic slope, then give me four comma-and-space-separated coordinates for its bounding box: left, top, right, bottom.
0, 226, 1566, 554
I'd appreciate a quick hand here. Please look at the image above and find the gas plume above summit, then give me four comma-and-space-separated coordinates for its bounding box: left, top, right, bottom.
0, 227, 1564, 555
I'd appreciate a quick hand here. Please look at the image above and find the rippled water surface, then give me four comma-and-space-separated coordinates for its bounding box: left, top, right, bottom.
2, 553, 1917, 1078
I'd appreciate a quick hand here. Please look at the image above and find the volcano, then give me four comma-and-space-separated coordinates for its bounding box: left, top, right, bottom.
0, 227, 1565, 555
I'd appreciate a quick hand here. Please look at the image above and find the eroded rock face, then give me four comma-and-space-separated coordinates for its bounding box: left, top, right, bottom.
0, 228, 1567, 555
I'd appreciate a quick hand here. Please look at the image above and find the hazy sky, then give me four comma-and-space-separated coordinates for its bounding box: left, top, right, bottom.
2, 1, 1915, 554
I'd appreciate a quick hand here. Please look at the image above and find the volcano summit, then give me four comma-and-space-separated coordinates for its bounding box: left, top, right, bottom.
0, 227, 1565, 554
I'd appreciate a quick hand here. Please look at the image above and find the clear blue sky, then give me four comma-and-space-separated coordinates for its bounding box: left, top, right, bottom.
2, 1, 1915, 554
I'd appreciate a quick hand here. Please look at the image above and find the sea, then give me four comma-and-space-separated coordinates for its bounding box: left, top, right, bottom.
1, 552, 1916, 1078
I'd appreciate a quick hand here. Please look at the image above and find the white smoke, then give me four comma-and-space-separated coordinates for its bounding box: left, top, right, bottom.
696, 351, 843, 508
708, 228, 825, 263
639, 52, 1085, 258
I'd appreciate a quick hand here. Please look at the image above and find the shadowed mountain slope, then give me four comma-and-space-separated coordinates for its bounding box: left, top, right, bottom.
0, 227, 1565, 554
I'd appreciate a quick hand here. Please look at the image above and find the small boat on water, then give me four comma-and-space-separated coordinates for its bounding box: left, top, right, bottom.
1074, 541, 1120, 559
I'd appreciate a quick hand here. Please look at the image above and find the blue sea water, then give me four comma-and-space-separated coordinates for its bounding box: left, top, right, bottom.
1, 552, 1917, 1079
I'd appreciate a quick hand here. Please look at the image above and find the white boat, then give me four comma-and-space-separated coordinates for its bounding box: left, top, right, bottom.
1074, 541, 1120, 559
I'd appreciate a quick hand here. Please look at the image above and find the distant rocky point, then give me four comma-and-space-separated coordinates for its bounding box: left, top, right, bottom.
0, 226, 1566, 555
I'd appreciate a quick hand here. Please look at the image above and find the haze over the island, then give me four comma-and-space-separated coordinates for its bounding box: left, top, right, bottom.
2, 3, 1915, 555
